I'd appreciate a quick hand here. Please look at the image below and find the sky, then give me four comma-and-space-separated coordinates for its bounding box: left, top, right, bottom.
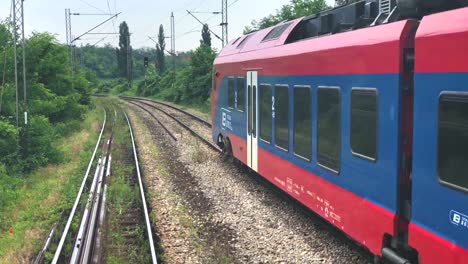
0, 0, 336, 52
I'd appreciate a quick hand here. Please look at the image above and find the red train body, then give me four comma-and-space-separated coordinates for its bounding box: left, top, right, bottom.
212, 1, 468, 263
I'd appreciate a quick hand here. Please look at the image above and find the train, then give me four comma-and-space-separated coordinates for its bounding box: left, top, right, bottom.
211, 0, 468, 263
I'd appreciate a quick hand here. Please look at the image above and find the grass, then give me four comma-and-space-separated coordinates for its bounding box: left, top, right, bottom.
0, 105, 102, 263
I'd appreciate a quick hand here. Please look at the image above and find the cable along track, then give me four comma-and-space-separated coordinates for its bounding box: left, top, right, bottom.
51, 108, 157, 264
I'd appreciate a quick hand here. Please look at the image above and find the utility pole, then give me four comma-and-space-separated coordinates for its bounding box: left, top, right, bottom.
65, 9, 73, 68
65, 10, 120, 82
187, 10, 223, 43
170, 12, 176, 86
12, 0, 28, 128
127, 34, 132, 89
187, 0, 228, 47
221, 0, 228, 47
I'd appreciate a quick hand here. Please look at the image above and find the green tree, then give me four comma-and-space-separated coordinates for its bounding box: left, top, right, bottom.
245, 0, 329, 32
201, 24, 212, 47
116, 21, 132, 81
335, 0, 360, 6
156, 25, 166, 74
0, 21, 94, 174
181, 43, 216, 103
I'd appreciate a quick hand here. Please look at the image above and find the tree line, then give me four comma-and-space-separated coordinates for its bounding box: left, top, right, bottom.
244, 0, 360, 33
0, 19, 95, 175
85, 0, 361, 108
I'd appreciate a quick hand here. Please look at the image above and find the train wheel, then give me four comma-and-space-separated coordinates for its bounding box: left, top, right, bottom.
373, 256, 383, 264
222, 137, 233, 162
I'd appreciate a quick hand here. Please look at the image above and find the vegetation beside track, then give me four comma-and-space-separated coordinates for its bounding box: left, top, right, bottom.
0, 106, 101, 263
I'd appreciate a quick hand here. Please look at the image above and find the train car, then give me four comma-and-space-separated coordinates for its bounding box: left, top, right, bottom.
410, 7, 468, 264
211, 1, 468, 263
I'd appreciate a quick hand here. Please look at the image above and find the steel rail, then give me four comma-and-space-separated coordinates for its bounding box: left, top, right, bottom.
127, 101, 178, 142
52, 110, 107, 264
127, 100, 220, 153
124, 112, 158, 264
92, 155, 111, 264
120, 96, 211, 128
80, 155, 107, 263
69, 157, 104, 263
32, 223, 57, 264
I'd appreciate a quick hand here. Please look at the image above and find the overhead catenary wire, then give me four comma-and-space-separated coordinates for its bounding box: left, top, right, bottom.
79, 0, 108, 13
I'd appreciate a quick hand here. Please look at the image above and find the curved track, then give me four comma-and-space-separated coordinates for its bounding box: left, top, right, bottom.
125, 98, 220, 152
120, 96, 211, 128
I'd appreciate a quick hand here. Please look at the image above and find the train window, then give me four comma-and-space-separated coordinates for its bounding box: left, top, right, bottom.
294, 86, 312, 160
228, 79, 235, 109
237, 34, 252, 49
248, 85, 252, 134
263, 22, 292, 42
237, 78, 245, 112
260, 85, 272, 143
275, 85, 289, 151
438, 93, 468, 191
317, 87, 341, 173
351, 89, 378, 161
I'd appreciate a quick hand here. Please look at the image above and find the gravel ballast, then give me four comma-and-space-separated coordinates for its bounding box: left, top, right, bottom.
127, 101, 372, 264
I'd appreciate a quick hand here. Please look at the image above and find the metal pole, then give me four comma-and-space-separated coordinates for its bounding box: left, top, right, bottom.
186, 10, 223, 42
221, 0, 228, 46
65, 9, 72, 67
171, 12, 176, 87
127, 34, 131, 89
12, 0, 19, 128
20, 0, 27, 126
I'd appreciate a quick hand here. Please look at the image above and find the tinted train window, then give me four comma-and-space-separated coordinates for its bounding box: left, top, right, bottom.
351, 89, 378, 160
275, 85, 289, 151
317, 87, 341, 173
260, 85, 272, 143
237, 78, 245, 111
294, 86, 312, 160
438, 93, 468, 191
228, 79, 235, 108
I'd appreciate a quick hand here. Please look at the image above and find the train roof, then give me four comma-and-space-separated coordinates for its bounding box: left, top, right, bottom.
217, 0, 468, 59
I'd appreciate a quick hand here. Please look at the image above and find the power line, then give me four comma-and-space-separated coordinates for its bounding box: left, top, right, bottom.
72, 13, 121, 42
186, 10, 222, 42
228, 0, 240, 7
79, 0, 107, 13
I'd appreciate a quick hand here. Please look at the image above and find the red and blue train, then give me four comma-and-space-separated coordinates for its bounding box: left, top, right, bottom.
211, 1, 468, 263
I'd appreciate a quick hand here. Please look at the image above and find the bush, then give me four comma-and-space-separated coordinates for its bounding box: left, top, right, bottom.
0, 121, 18, 161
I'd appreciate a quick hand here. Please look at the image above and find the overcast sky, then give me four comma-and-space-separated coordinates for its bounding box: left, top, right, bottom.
0, 0, 336, 52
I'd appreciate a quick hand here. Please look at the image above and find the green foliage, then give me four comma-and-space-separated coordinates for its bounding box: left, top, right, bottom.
156, 24, 166, 74
0, 121, 18, 160
335, 0, 361, 6
0, 20, 94, 175
244, 0, 330, 33
117, 21, 132, 81
201, 24, 212, 47
78, 44, 119, 79
136, 42, 215, 107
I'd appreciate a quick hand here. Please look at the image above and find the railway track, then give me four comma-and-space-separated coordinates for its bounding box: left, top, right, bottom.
124, 97, 220, 152
50, 108, 157, 264
120, 96, 211, 127
124, 97, 374, 263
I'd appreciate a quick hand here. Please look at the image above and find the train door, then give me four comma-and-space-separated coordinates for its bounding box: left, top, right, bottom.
247, 71, 258, 172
